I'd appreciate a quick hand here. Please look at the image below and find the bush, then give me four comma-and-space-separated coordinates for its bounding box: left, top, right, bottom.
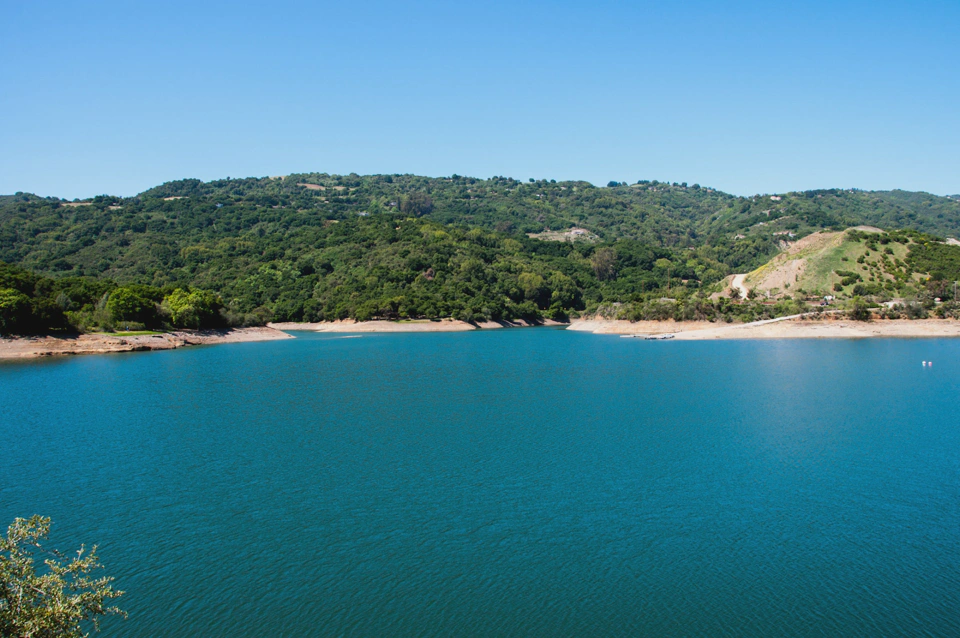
903, 302, 928, 319
852, 283, 882, 296
879, 305, 898, 319
545, 303, 569, 322
848, 296, 871, 321
114, 321, 146, 331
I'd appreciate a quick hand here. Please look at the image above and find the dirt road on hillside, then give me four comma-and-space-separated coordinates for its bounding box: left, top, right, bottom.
731, 274, 749, 299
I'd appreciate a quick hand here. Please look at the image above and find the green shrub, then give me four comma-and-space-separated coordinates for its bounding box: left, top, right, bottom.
161, 289, 224, 329
852, 283, 882, 296
106, 287, 159, 326
848, 296, 871, 321
0, 287, 32, 334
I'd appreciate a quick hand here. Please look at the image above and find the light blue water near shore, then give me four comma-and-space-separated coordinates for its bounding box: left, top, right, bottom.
3, 330, 960, 636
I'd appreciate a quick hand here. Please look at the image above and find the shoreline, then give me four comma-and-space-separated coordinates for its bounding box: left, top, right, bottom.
0, 326, 292, 360
271, 316, 960, 339
267, 318, 566, 332
4, 317, 960, 360
568, 318, 960, 340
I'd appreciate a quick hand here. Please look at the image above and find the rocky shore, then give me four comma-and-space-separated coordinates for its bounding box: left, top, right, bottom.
0, 327, 292, 360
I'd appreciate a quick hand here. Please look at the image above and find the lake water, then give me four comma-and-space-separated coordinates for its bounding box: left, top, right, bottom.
2, 329, 960, 636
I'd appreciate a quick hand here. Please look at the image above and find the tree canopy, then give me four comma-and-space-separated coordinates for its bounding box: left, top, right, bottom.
0, 516, 124, 637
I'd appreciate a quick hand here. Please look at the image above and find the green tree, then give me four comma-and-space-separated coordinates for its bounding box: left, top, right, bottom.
106, 287, 157, 326
399, 192, 433, 217
354, 299, 379, 322
849, 296, 871, 321
591, 247, 617, 281
0, 288, 31, 334
161, 289, 223, 329
0, 516, 125, 637
548, 271, 580, 309
517, 272, 545, 302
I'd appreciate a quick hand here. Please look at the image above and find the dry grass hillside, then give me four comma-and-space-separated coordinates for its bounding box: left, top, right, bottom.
742, 227, 915, 298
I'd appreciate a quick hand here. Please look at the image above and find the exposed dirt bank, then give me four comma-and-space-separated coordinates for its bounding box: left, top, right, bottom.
269, 319, 474, 332
10, 317, 947, 360
568, 319, 717, 335
0, 327, 292, 360
569, 318, 960, 340
268, 319, 566, 332
731, 274, 750, 299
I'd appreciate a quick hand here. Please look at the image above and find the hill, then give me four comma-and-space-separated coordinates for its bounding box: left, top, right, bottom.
2, 174, 960, 331
741, 227, 960, 305
5, 175, 958, 275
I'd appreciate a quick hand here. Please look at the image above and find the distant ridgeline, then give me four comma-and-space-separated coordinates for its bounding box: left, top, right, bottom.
2, 173, 960, 333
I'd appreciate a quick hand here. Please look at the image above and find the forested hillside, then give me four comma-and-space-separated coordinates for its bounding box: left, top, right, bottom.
134, 175, 960, 249
5, 175, 959, 275
0, 213, 731, 329
2, 173, 959, 331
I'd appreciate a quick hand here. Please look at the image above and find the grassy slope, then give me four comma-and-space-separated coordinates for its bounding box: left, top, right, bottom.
745, 229, 920, 298
745, 232, 844, 294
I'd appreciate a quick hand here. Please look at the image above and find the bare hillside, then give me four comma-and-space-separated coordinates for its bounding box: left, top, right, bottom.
743, 228, 914, 298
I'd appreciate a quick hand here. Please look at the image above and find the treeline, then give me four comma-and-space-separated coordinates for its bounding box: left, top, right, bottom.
154, 216, 731, 323
606, 295, 810, 324
4, 174, 960, 281
8, 218, 960, 335
0, 214, 734, 331
0, 262, 227, 335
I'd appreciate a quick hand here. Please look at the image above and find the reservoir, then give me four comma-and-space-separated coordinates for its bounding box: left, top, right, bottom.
3, 329, 960, 636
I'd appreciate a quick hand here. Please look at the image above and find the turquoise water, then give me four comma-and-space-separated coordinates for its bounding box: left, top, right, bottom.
2, 330, 960, 636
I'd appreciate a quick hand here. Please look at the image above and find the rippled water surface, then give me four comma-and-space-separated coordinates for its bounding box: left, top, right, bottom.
3, 330, 960, 636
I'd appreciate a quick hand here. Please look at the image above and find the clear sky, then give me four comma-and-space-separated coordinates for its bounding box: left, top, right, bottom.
2, 0, 958, 199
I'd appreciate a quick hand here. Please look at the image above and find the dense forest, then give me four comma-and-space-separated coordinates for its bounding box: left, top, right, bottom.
2, 173, 960, 333
0, 261, 225, 335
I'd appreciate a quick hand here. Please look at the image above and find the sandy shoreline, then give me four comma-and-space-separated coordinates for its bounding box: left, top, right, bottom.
267, 318, 563, 332
268, 319, 474, 332
568, 318, 960, 340
271, 316, 960, 339
4, 317, 959, 360
0, 327, 292, 360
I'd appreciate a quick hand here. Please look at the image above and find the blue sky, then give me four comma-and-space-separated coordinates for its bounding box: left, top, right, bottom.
2, 0, 958, 198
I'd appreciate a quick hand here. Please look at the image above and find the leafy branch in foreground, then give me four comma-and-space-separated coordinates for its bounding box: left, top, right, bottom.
0, 516, 125, 637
